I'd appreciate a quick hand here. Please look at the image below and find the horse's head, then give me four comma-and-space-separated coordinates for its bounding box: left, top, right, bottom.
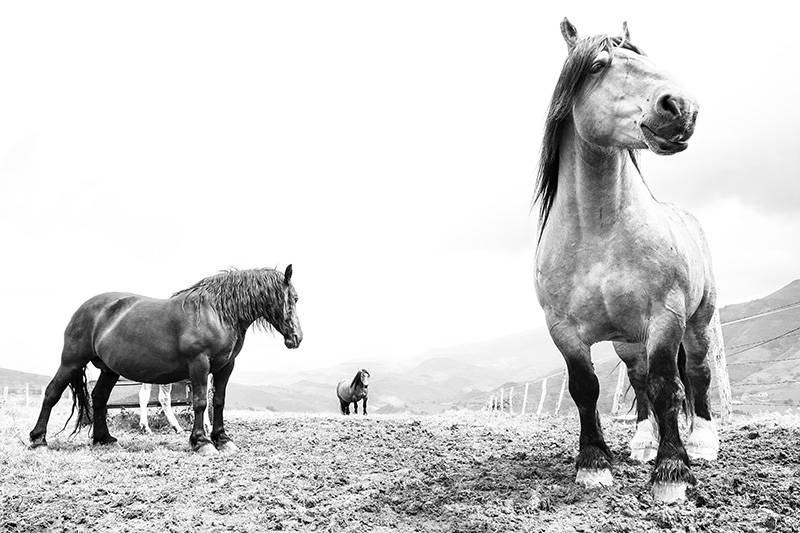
560, 18, 699, 156
275, 264, 303, 349
358, 369, 370, 391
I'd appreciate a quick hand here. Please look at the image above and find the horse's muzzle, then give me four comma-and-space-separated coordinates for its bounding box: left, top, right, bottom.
284, 334, 302, 349
642, 92, 699, 155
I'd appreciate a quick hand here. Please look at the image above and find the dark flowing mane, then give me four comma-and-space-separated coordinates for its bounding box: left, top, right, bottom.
174, 268, 287, 333
534, 34, 645, 241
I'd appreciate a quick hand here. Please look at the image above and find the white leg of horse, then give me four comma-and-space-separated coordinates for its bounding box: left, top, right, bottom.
686, 417, 719, 461
158, 384, 185, 435
203, 375, 213, 433
629, 418, 658, 463
139, 384, 153, 434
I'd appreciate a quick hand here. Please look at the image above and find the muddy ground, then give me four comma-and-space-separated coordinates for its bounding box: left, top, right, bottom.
1, 406, 798, 532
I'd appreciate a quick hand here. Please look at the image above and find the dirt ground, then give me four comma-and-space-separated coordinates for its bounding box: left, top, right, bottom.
1, 405, 798, 532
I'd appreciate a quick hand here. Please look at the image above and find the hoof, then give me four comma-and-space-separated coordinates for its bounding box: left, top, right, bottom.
652, 481, 687, 503
216, 441, 239, 454
30, 437, 48, 450
139, 425, 153, 435
93, 436, 118, 446
686, 419, 719, 461
195, 442, 219, 456
576, 468, 613, 487
630, 419, 658, 463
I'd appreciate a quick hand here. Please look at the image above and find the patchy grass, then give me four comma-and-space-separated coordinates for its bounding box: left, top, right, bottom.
1, 401, 799, 532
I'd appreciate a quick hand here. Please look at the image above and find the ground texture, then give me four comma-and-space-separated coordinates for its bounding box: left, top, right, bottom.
1, 405, 798, 532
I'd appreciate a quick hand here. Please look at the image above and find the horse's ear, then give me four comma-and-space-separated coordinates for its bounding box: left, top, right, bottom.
622, 21, 630, 43
284, 264, 293, 283
561, 17, 579, 51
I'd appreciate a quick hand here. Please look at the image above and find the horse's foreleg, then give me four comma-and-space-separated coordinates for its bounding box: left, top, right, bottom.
188, 359, 216, 455
139, 384, 153, 434
158, 384, 185, 434
353, 401, 359, 415
614, 342, 657, 462
30, 364, 83, 448
682, 315, 719, 461
553, 329, 613, 487
210, 363, 237, 453
362, 397, 368, 416
647, 321, 695, 502
91, 369, 120, 445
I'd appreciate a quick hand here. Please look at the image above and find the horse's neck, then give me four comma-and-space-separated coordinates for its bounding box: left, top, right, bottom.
553, 124, 655, 235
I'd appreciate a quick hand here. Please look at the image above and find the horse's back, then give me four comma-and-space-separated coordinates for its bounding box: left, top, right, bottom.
65, 292, 200, 382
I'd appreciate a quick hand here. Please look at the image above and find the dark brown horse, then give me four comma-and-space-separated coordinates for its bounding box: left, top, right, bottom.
336, 369, 370, 415
533, 19, 719, 502
30, 266, 302, 454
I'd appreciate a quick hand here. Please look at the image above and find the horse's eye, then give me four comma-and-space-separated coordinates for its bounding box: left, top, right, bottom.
590, 51, 610, 73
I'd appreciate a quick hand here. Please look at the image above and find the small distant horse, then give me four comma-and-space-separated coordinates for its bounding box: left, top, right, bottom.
138, 378, 212, 435
336, 369, 370, 415
30, 266, 302, 455
533, 19, 720, 502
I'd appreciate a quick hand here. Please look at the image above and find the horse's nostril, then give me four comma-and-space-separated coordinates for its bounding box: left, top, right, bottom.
656, 93, 682, 118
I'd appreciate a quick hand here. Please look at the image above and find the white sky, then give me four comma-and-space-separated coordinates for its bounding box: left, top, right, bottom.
1, 2, 798, 379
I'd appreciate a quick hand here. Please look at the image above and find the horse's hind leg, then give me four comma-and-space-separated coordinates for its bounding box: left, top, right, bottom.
552, 328, 613, 486
30, 363, 83, 447
339, 399, 350, 415
613, 342, 657, 463
91, 368, 120, 445
682, 314, 720, 461
139, 384, 153, 434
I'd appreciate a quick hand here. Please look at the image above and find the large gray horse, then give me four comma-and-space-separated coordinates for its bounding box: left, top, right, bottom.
533, 19, 719, 502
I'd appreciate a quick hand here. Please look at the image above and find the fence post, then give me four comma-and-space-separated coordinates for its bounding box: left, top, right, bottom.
521, 383, 530, 415
554, 372, 567, 415
499, 388, 505, 413
508, 386, 514, 415
711, 309, 733, 424
536, 377, 548, 417
611, 365, 626, 417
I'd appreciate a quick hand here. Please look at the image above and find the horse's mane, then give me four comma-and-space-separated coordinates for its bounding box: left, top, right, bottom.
351, 369, 369, 389
174, 268, 288, 333
533, 33, 645, 241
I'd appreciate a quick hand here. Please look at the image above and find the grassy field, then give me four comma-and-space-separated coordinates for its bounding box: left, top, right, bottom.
1, 398, 799, 532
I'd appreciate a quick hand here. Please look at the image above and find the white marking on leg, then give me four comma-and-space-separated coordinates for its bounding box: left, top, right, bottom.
686, 417, 719, 461
629, 418, 658, 462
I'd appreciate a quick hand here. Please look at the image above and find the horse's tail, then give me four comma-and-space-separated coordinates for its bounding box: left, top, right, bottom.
677, 343, 695, 420
62, 367, 92, 436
